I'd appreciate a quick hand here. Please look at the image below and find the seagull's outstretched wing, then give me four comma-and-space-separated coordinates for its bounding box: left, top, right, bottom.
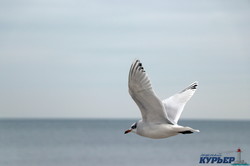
162, 82, 198, 125
128, 60, 172, 124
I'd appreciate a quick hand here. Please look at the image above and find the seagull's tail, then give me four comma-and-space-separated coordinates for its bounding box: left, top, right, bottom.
193, 129, 200, 132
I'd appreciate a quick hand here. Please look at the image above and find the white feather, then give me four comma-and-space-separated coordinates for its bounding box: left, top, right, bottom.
128, 60, 172, 124
162, 81, 198, 124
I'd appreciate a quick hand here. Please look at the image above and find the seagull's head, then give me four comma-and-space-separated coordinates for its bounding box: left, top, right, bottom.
124, 122, 137, 134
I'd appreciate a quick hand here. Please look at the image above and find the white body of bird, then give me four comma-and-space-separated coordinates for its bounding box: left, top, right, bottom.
124, 59, 200, 139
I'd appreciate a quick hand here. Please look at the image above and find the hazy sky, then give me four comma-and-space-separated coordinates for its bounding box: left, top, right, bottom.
0, 0, 249, 120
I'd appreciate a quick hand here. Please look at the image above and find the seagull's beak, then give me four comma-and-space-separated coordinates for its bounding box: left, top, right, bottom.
124, 129, 132, 134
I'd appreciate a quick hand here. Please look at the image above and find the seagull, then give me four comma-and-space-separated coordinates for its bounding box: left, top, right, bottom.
124, 59, 200, 139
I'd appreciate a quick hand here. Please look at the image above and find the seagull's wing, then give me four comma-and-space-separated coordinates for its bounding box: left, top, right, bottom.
128, 60, 172, 124
162, 82, 198, 125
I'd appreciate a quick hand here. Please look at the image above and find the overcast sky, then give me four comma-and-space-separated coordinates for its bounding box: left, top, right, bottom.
0, 0, 249, 120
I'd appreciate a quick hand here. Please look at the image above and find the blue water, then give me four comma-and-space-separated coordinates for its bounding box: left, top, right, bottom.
0, 119, 249, 166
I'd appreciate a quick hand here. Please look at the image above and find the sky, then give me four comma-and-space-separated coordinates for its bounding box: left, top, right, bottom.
0, 0, 249, 120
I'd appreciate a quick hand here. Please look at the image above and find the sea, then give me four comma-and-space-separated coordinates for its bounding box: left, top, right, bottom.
0, 119, 249, 166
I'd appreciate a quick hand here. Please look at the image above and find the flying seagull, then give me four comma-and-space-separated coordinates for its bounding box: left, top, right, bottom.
124, 59, 199, 139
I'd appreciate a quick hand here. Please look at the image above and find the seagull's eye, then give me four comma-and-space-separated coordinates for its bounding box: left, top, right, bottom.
131, 123, 137, 129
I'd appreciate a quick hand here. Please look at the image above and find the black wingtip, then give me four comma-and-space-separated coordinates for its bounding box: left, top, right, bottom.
189, 81, 198, 90
180, 81, 198, 93
179, 130, 193, 134
191, 84, 198, 89
133, 59, 145, 72
192, 81, 198, 89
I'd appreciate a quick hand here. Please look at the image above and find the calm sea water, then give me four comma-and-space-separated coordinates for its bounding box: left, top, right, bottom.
0, 119, 249, 166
